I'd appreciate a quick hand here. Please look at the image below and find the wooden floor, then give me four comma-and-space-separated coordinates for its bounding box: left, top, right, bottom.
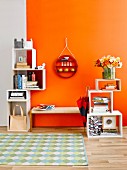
0, 126, 127, 170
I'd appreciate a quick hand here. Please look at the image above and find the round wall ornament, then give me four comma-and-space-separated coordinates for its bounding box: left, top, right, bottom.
55, 38, 78, 78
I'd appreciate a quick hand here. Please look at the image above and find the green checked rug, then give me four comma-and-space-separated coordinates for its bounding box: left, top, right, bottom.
0, 133, 88, 166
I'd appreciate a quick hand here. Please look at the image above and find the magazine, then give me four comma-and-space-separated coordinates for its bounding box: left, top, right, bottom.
34, 104, 55, 111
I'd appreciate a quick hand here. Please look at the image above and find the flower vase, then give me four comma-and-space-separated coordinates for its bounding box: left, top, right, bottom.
111, 67, 115, 79
102, 67, 111, 79
102, 67, 115, 79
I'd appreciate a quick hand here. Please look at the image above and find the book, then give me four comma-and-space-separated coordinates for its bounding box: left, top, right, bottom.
16, 62, 27, 66
93, 96, 110, 103
94, 102, 108, 106
26, 81, 38, 86
16, 65, 30, 68
22, 75, 27, 89
33, 104, 55, 111
93, 106, 109, 109
26, 85, 39, 88
92, 108, 109, 112
13, 74, 18, 89
17, 74, 22, 89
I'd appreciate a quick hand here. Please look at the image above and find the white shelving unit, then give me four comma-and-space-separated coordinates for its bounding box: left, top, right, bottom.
95, 79, 121, 91
12, 47, 46, 90
87, 79, 123, 138
88, 90, 113, 114
12, 68, 46, 90
12, 48, 36, 69
7, 90, 31, 132
6, 45, 46, 132
87, 111, 123, 138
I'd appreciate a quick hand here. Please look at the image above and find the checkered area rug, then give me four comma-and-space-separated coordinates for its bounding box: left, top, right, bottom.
0, 133, 88, 166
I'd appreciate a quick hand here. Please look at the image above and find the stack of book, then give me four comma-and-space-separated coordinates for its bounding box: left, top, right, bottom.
16, 62, 30, 68
13, 74, 39, 89
101, 129, 118, 136
88, 116, 102, 136
105, 83, 116, 90
26, 81, 39, 89
92, 96, 110, 113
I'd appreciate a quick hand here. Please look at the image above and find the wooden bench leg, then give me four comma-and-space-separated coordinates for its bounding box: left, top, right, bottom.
29, 110, 32, 132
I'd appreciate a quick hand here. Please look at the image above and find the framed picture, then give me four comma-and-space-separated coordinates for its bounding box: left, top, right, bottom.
18, 56, 26, 63
102, 116, 116, 129
18, 56, 24, 62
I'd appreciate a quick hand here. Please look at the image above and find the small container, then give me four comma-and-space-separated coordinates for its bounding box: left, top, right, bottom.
28, 72, 32, 81
32, 72, 36, 81
70, 62, 72, 66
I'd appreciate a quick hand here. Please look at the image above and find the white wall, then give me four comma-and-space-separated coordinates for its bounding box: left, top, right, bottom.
0, 0, 26, 125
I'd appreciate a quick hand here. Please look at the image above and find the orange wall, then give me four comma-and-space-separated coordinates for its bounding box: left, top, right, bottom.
27, 0, 127, 126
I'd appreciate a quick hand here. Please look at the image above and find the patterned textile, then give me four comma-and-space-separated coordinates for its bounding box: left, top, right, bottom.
0, 133, 88, 166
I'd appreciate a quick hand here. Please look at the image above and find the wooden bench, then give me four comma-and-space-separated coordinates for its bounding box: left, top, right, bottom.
29, 107, 80, 132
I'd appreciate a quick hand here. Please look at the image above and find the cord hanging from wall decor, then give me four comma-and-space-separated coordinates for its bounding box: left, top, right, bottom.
55, 38, 78, 78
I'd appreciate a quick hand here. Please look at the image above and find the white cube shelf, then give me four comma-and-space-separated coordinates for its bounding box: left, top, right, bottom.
7, 90, 31, 132
12, 68, 46, 90
95, 79, 121, 91
12, 48, 36, 69
87, 111, 123, 138
88, 90, 113, 114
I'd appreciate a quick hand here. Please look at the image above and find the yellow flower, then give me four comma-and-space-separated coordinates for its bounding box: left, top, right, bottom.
95, 55, 122, 68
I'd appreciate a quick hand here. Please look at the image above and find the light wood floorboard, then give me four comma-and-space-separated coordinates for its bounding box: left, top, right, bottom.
0, 126, 127, 170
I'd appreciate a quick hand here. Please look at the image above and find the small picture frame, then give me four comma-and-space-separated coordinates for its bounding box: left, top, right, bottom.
18, 56, 24, 63
102, 116, 116, 129
18, 56, 26, 63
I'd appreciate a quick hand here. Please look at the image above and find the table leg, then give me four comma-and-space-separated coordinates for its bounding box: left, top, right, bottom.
29, 110, 32, 132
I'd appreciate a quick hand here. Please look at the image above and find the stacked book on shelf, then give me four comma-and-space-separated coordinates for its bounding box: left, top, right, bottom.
16, 62, 30, 68
88, 116, 102, 136
101, 83, 117, 90
13, 74, 39, 89
101, 129, 118, 136
26, 81, 39, 89
92, 96, 110, 113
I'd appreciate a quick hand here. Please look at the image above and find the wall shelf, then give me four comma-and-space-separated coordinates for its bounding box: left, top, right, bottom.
95, 79, 121, 91
55, 55, 78, 78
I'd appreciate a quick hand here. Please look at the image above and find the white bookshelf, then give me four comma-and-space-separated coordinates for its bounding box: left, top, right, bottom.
87, 111, 123, 138
7, 90, 31, 132
6, 45, 46, 132
88, 90, 113, 114
87, 85, 123, 138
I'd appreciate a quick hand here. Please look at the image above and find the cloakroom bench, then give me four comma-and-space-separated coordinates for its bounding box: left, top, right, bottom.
29, 107, 80, 132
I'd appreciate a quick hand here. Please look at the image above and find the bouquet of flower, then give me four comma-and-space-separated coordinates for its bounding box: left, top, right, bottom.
95, 55, 122, 68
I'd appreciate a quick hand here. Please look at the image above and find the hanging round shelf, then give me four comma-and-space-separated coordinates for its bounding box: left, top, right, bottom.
55, 55, 78, 78
55, 38, 78, 78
